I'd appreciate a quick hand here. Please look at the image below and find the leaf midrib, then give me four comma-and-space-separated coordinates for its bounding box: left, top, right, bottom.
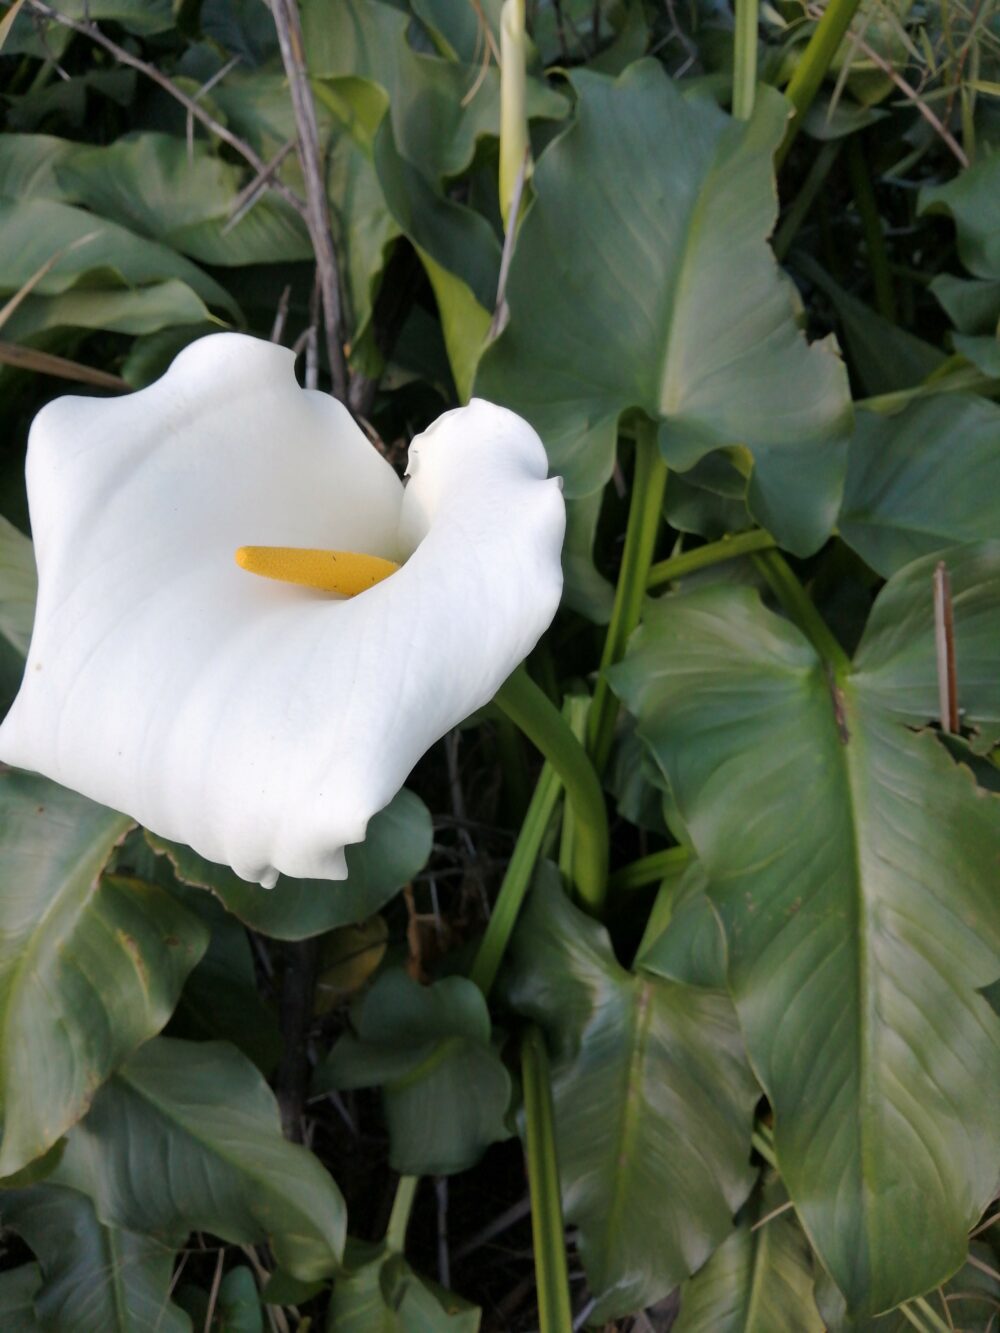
599, 977, 656, 1266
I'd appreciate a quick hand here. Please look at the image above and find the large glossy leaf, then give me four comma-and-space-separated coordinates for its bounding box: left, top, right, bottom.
840, 396, 1000, 576
475, 61, 851, 553
611, 576, 1000, 1314
327, 1241, 480, 1332
1, 1185, 189, 1333
672, 1181, 823, 1333
146, 786, 433, 939
316, 969, 511, 1175
55, 134, 311, 267
55, 1037, 346, 1282
504, 870, 759, 1322
0, 770, 207, 1176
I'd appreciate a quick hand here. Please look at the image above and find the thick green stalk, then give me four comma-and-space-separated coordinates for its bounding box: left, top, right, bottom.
385, 1175, 419, 1252
772, 140, 840, 262
469, 761, 562, 997
647, 528, 775, 591
608, 844, 691, 893
588, 421, 668, 775
732, 0, 760, 121
496, 669, 609, 913
521, 1026, 573, 1333
846, 135, 896, 322
754, 549, 851, 674
776, 0, 864, 166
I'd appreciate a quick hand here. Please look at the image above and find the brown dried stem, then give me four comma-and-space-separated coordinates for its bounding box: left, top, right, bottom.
270, 0, 349, 401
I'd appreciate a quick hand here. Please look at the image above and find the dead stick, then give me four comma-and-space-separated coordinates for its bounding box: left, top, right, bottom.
270, 0, 349, 402
933, 561, 959, 733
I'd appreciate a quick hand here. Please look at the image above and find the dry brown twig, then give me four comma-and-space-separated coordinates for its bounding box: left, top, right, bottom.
270, 0, 350, 401
806, 3, 969, 166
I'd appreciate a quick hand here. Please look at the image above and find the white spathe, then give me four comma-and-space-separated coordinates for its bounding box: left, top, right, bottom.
0, 333, 565, 886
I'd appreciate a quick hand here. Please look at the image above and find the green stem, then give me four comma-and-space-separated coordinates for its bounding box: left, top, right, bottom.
846, 135, 896, 323
776, 0, 864, 167
754, 549, 851, 674
647, 529, 775, 591
608, 845, 691, 893
385, 1175, 419, 1252
773, 140, 840, 262
496, 668, 609, 913
588, 421, 668, 775
469, 761, 562, 997
732, 0, 759, 121
557, 696, 589, 888
634, 865, 691, 960
521, 1026, 573, 1333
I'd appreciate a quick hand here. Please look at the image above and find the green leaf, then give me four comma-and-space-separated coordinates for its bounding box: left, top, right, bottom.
504, 871, 759, 1322
672, 1181, 823, 1333
0, 135, 81, 201
850, 542, 1000, 750
0, 198, 237, 321
326, 1242, 480, 1332
562, 491, 614, 623
0, 770, 207, 1176
146, 786, 432, 939
55, 134, 311, 268
475, 62, 851, 553
930, 274, 1000, 335
316, 970, 512, 1176
611, 581, 1000, 1313
0, 515, 35, 658
637, 861, 728, 990
2, 1184, 189, 1333
54, 1037, 346, 1282
795, 253, 945, 395
0, 1264, 43, 1331
840, 396, 1000, 576
166, 885, 281, 1075
215, 1267, 264, 1333
922, 155, 1000, 280
302, 0, 565, 182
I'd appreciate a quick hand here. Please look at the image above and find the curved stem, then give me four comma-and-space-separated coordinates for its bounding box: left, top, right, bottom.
386, 1174, 419, 1252
754, 549, 850, 675
776, 0, 863, 167
469, 760, 562, 997
732, 0, 759, 121
521, 1026, 573, 1333
647, 528, 775, 591
496, 669, 609, 913
587, 421, 668, 775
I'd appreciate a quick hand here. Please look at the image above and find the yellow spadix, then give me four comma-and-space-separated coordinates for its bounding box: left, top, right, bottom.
236, 546, 400, 597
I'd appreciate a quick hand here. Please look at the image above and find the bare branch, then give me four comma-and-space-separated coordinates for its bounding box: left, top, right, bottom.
24, 0, 309, 216
270, 0, 350, 401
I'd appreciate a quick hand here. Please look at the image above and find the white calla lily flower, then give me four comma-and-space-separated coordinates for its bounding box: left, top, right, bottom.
0, 333, 565, 886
